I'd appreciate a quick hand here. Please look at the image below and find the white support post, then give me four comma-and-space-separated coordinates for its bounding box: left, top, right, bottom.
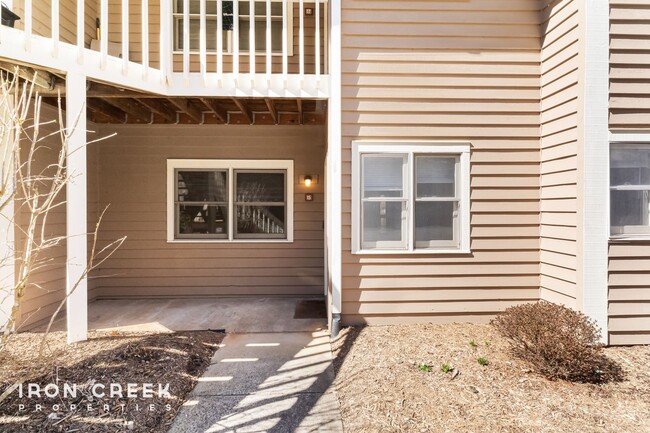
249, 0, 256, 80
183, 0, 190, 84
200, 0, 207, 83
142, 0, 149, 77
65, 72, 88, 344
327, 0, 342, 332
100, 0, 108, 69
582, 0, 610, 343
76, 0, 84, 62
52, 0, 60, 57
122, 0, 129, 72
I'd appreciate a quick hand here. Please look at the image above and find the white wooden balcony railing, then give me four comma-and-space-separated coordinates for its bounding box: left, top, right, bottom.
0, 0, 328, 97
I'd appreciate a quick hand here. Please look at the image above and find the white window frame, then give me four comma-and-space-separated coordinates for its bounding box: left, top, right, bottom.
167, 159, 294, 243
609, 132, 650, 241
351, 140, 471, 255
172, 0, 294, 56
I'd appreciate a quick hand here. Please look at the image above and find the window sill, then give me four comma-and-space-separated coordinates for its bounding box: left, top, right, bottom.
167, 239, 293, 244
609, 236, 650, 243
352, 249, 471, 256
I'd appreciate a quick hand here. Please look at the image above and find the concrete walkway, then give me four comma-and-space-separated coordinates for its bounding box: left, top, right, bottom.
169, 331, 344, 433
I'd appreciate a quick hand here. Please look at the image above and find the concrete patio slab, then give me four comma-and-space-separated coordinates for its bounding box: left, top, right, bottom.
169, 331, 344, 433
43, 297, 327, 333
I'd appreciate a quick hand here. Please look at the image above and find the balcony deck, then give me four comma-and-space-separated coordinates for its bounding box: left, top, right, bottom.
0, 0, 329, 98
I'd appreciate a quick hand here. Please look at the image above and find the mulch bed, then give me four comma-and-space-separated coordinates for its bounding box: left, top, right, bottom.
331, 323, 650, 433
0, 330, 224, 432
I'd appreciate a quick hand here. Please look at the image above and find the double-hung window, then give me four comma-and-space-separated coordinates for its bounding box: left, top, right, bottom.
173, 0, 289, 54
167, 160, 293, 242
610, 143, 650, 237
352, 141, 470, 254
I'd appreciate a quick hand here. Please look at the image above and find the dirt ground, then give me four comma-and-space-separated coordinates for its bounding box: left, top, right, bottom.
0, 330, 223, 433
332, 324, 650, 433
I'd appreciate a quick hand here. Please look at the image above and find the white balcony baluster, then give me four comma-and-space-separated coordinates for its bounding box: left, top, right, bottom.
161, 0, 172, 84
183, 0, 190, 84
24, 0, 32, 51
266, 0, 272, 81
122, 0, 129, 72
217, 0, 223, 82
77, 0, 84, 61
200, 0, 207, 83
315, 0, 320, 81
233, 0, 240, 76
282, 0, 288, 84
142, 0, 149, 76
100, 0, 108, 68
299, 0, 304, 80
52, 0, 59, 57
249, 0, 256, 81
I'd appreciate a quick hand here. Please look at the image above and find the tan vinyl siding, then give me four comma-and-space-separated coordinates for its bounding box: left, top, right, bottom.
104, 1, 325, 74
90, 124, 325, 298
610, 0, 650, 130
607, 2, 650, 345
539, 0, 582, 309
14, 105, 66, 329
608, 243, 650, 345
340, 0, 542, 325
12, 0, 99, 48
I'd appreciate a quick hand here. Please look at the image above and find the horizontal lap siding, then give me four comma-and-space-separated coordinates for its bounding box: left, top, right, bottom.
608, 2, 650, 345
340, 0, 542, 326
15, 106, 66, 329
610, 0, 650, 129
91, 124, 325, 298
608, 243, 650, 345
539, 0, 581, 309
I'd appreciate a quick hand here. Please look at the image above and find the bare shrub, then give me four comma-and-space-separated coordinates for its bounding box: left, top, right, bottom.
491, 301, 624, 383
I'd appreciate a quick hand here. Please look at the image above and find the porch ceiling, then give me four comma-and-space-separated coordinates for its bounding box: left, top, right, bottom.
1, 62, 327, 126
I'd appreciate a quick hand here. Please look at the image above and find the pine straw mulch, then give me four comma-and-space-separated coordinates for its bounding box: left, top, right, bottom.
0, 330, 224, 433
331, 323, 650, 433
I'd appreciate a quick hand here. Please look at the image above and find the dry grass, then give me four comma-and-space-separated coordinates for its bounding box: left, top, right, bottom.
332, 324, 650, 433
0, 330, 223, 432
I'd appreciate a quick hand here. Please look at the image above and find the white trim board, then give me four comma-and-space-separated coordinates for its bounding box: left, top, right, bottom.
582, 0, 609, 342
351, 140, 471, 255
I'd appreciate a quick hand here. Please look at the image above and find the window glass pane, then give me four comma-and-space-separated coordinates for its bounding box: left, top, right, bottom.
178, 204, 228, 236
177, 171, 228, 202
176, 0, 220, 16
611, 190, 650, 228
236, 172, 285, 203
176, 18, 222, 51
415, 201, 456, 243
362, 201, 405, 245
416, 156, 456, 198
362, 155, 405, 198
236, 205, 285, 236
611, 147, 650, 186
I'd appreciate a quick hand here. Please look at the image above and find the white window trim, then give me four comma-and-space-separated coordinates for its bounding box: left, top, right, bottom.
351, 140, 471, 255
609, 132, 650, 242
167, 159, 294, 243
172, 0, 295, 56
